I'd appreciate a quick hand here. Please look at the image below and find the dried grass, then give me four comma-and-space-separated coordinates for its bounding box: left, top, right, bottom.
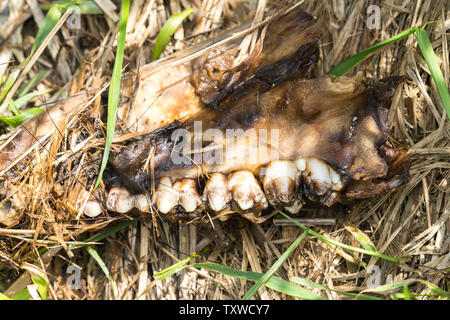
0, 0, 448, 299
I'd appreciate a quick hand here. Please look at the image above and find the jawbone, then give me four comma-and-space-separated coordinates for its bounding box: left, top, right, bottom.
0, 8, 409, 225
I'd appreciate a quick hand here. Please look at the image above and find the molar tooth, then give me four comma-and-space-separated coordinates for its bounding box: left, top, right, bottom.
173, 179, 202, 213
202, 173, 231, 212
263, 160, 297, 204
155, 177, 179, 214
106, 187, 135, 213
228, 171, 267, 211
305, 158, 332, 195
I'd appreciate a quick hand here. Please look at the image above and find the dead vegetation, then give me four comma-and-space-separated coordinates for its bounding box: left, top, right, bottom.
0, 0, 448, 299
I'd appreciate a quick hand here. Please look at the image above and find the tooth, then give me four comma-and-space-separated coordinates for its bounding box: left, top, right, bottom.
328, 167, 344, 191
263, 160, 297, 204
202, 173, 231, 212
305, 158, 332, 195
173, 179, 202, 213
155, 176, 179, 214
228, 171, 267, 210
295, 158, 306, 171
106, 187, 135, 213
284, 199, 304, 214
0, 200, 19, 227
84, 199, 103, 217
133, 194, 150, 212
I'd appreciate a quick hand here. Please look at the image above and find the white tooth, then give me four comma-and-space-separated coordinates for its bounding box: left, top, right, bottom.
0, 200, 19, 227
228, 171, 267, 210
84, 199, 103, 217
265, 160, 298, 182
155, 176, 178, 214
133, 194, 150, 212
173, 179, 202, 213
202, 173, 231, 212
295, 158, 306, 171
305, 158, 332, 195
263, 160, 297, 203
107, 187, 134, 213
328, 167, 344, 191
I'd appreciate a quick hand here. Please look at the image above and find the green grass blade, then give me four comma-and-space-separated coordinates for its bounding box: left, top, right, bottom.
154, 253, 198, 280
415, 28, 450, 119
85, 245, 118, 297
192, 262, 324, 300
424, 282, 449, 299
11, 288, 32, 300
31, 276, 48, 300
0, 107, 44, 127
41, 1, 102, 14
17, 70, 48, 97
27, 5, 62, 64
94, 0, 130, 188
344, 224, 377, 252
290, 276, 382, 300
242, 229, 308, 300
150, 8, 194, 61
278, 211, 400, 263
0, 70, 20, 104
327, 27, 418, 77
0, 292, 11, 300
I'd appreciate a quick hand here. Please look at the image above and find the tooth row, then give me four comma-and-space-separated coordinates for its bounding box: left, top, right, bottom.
156, 170, 268, 215
103, 157, 344, 217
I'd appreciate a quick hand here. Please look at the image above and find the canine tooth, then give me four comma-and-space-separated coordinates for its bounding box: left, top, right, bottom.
295, 158, 306, 171
263, 160, 297, 204
84, 199, 103, 217
106, 187, 135, 213
173, 179, 202, 213
305, 158, 332, 195
155, 177, 179, 214
202, 173, 231, 212
228, 171, 267, 210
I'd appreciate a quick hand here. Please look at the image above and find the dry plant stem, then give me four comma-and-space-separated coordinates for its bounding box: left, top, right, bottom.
0, 8, 74, 114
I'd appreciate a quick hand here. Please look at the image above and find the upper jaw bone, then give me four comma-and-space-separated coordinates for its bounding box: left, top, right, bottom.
228, 171, 268, 211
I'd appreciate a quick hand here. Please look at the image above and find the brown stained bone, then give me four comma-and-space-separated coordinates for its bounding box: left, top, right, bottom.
0, 94, 90, 170
190, 8, 320, 107
118, 7, 320, 134
113, 73, 409, 215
